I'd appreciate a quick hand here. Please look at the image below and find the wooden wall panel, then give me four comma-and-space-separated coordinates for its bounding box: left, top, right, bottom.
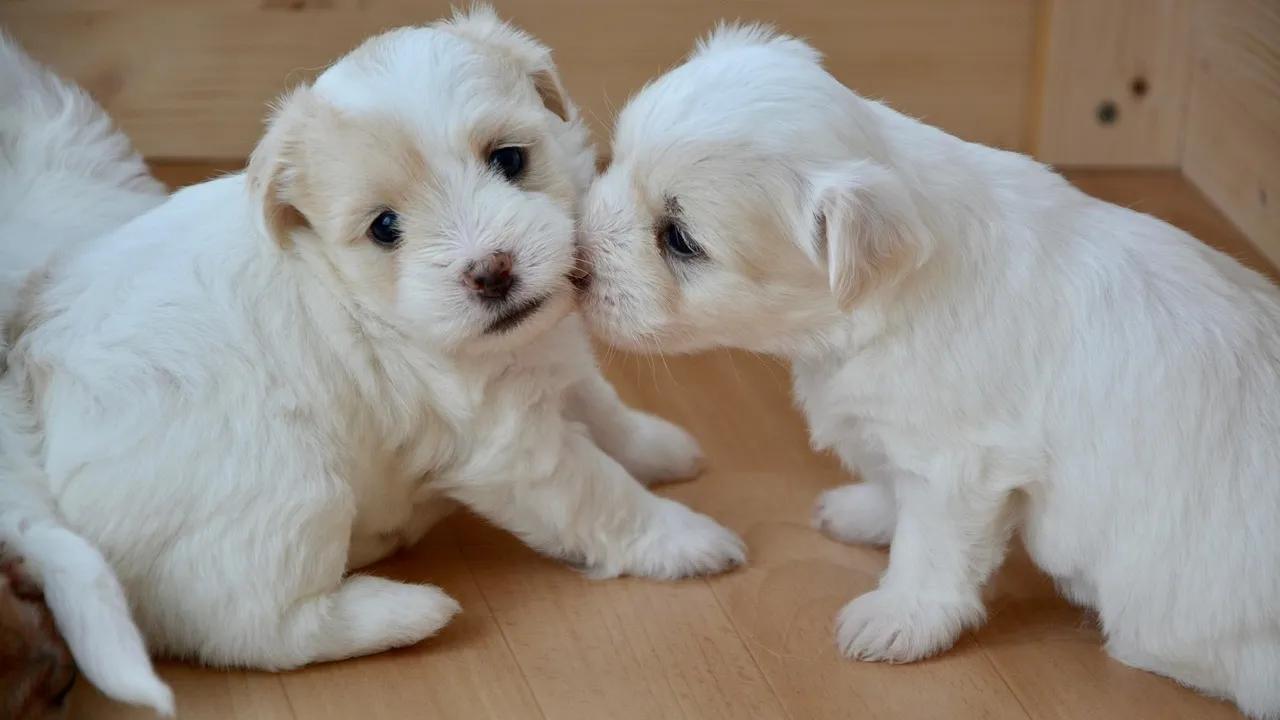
1182, 0, 1280, 268
0, 0, 1038, 160
1034, 0, 1193, 167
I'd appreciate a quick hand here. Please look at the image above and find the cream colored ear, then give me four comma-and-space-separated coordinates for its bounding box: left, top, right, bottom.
529, 66, 569, 122
246, 87, 316, 248
803, 161, 934, 310
438, 4, 572, 121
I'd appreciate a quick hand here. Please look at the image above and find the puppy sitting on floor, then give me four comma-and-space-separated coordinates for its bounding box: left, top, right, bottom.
0, 6, 744, 697
577, 26, 1280, 719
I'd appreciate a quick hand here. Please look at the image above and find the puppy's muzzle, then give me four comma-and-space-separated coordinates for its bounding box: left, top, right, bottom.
463, 252, 516, 303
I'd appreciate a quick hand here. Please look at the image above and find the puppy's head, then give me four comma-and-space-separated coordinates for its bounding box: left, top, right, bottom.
579, 26, 932, 354
248, 6, 595, 353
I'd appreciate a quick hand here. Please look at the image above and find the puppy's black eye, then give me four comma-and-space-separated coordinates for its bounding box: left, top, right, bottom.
488, 146, 526, 181
661, 221, 702, 259
368, 210, 401, 248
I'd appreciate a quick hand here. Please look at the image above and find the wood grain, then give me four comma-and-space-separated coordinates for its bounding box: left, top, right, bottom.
0, 0, 1038, 159
1182, 0, 1280, 270
64, 167, 1257, 719
1034, 0, 1193, 167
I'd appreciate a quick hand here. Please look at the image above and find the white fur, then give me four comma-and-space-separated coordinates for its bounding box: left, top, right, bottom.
0, 34, 174, 715
0, 33, 166, 330
0, 8, 742, 679
580, 25, 1280, 719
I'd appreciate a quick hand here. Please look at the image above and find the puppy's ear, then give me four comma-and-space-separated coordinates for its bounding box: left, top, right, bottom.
246, 87, 317, 248
801, 161, 933, 310
438, 5, 571, 121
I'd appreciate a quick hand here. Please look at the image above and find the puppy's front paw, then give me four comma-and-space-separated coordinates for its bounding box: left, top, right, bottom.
620, 499, 745, 579
813, 483, 896, 546
835, 588, 981, 663
617, 413, 706, 485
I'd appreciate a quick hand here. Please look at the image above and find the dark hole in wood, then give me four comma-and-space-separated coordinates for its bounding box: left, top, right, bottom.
1130, 76, 1149, 98
1096, 100, 1119, 125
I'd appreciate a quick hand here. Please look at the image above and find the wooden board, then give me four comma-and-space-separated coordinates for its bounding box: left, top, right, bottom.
0, 0, 1039, 159
1034, 0, 1193, 167
1182, 0, 1280, 270
64, 166, 1256, 720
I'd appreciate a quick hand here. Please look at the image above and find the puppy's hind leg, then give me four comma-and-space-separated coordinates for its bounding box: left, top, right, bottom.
269, 575, 460, 667
566, 368, 704, 485
198, 559, 459, 669
1231, 638, 1280, 720
165, 459, 460, 669
1109, 635, 1280, 720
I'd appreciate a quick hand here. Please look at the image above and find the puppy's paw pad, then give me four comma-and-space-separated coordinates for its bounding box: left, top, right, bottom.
812, 483, 895, 546
835, 589, 977, 663
623, 415, 706, 485
623, 500, 744, 579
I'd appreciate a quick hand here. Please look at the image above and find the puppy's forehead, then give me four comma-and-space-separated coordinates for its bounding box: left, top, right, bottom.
615, 45, 830, 160
313, 27, 536, 137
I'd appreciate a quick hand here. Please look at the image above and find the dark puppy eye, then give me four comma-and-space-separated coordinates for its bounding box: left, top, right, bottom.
368, 210, 401, 248
661, 221, 702, 259
488, 146, 526, 181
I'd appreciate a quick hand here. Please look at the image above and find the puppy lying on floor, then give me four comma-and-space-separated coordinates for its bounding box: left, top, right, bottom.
0, 7, 743, 709
576, 26, 1280, 719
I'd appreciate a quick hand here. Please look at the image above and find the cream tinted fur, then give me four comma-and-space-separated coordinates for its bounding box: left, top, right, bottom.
580, 26, 1280, 719
0, 9, 743, 679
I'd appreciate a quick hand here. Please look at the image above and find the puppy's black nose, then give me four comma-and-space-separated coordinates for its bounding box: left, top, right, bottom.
464, 252, 515, 301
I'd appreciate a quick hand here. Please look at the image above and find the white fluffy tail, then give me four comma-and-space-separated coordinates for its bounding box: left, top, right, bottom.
0, 31, 163, 203
0, 31, 166, 322
0, 415, 174, 716
0, 32, 174, 717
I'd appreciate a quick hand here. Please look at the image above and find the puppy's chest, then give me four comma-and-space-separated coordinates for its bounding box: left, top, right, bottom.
345, 355, 576, 541
345, 437, 454, 559
791, 357, 948, 479
792, 362, 894, 454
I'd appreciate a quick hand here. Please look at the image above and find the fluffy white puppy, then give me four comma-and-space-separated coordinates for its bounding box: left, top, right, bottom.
0, 7, 744, 694
578, 26, 1280, 719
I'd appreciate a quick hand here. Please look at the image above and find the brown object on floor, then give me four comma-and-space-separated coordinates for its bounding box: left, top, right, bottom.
66, 168, 1267, 719
0, 558, 76, 720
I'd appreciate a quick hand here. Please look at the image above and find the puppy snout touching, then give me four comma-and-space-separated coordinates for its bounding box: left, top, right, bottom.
464, 251, 515, 302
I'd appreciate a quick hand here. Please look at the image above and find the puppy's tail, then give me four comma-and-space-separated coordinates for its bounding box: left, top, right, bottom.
0, 32, 164, 285
0, 393, 174, 714
0, 31, 164, 197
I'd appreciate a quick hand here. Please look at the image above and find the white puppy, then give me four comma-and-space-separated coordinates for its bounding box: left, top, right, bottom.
578, 26, 1280, 719
0, 7, 744, 695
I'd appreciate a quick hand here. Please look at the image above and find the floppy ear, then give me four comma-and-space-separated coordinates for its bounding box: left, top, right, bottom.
246, 87, 316, 248
801, 161, 933, 310
438, 4, 572, 121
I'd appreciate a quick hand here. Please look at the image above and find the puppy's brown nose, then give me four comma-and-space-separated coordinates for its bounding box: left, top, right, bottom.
464, 252, 515, 301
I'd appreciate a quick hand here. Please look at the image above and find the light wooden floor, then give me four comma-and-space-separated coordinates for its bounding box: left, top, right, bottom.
69, 168, 1274, 720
